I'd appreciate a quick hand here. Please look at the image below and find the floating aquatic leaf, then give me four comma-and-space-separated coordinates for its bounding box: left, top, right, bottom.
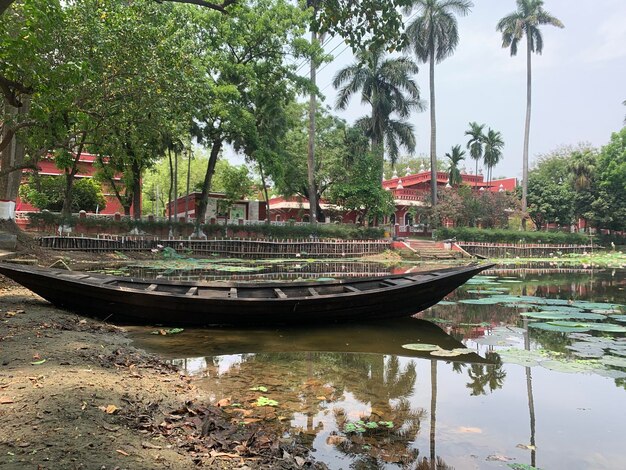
497, 349, 544, 367
600, 356, 626, 368
499, 280, 523, 283
570, 301, 624, 310
255, 396, 278, 407
459, 298, 502, 305
529, 322, 592, 333
546, 322, 626, 333
540, 360, 597, 374
30, 359, 46, 366
537, 305, 584, 313
436, 301, 457, 306
610, 315, 626, 323
466, 289, 509, 295
430, 348, 473, 357
250, 386, 268, 392
402, 343, 441, 351
520, 311, 605, 321
595, 368, 626, 379
591, 308, 623, 314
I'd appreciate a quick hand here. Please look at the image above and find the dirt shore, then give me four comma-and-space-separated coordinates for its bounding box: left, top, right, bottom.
0, 230, 323, 469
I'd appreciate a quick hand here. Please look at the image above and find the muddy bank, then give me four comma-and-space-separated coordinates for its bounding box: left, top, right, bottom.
0, 279, 323, 469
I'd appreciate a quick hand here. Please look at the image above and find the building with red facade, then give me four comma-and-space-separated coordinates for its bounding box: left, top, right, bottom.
16, 153, 133, 215
265, 167, 517, 235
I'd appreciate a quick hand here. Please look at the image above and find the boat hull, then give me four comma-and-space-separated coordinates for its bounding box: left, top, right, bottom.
0, 262, 493, 326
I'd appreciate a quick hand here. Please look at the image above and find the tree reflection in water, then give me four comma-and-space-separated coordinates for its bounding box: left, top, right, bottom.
190, 351, 457, 467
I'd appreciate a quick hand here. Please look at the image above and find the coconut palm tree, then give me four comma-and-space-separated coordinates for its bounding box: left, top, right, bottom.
333, 48, 423, 177
403, 0, 473, 206
465, 121, 485, 187
445, 144, 465, 186
497, 0, 564, 215
483, 128, 504, 186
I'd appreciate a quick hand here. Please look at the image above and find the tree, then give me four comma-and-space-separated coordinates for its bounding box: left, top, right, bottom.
328, 126, 395, 225
526, 150, 574, 229
403, 0, 473, 206
482, 128, 504, 186
191, 0, 307, 235
445, 145, 465, 186
333, 48, 422, 178
593, 128, 626, 231
19, 175, 106, 213
497, 0, 564, 216
465, 121, 485, 187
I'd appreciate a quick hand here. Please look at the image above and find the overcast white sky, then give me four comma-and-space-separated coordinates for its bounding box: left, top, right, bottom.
229, 0, 626, 180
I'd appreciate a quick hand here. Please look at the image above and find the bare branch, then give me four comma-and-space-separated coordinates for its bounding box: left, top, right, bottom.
0, 74, 33, 108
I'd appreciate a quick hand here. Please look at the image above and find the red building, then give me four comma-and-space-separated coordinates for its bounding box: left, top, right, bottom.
16, 153, 133, 215
382, 167, 517, 236
265, 168, 517, 235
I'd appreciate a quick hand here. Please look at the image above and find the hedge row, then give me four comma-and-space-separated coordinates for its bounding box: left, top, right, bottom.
26, 212, 385, 240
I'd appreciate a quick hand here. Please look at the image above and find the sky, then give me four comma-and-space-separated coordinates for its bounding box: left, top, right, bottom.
228, 0, 626, 180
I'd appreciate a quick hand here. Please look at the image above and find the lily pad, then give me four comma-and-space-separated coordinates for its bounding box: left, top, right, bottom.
497, 349, 544, 367
402, 343, 441, 352
600, 356, 626, 368
609, 315, 626, 323
466, 289, 509, 295
430, 348, 473, 357
545, 321, 626, 333
521, 311, 605, 321
459, 298, 502, 305
540, 360, 598, 374
436, 301, 457, 306
529, 322, 592, 333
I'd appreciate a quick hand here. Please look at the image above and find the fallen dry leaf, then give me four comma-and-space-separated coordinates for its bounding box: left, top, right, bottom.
116, 449, 129, 456
99, 404, 119, 414
0, 397, 15, 404
216, 398, 231, 407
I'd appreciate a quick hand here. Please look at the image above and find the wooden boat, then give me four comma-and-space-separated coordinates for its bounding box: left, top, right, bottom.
0, 262, 494, 326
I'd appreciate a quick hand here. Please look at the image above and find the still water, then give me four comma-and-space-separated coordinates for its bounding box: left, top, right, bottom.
126, 263, 626, 469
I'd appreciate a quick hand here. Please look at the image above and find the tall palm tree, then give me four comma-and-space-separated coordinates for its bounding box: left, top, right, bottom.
497, 0, 564, 215
404, 0, 473, 206
445, 144, 465, 186
333, 48, 423, 176
465, 121, 485, 187
483, 128, 504, 186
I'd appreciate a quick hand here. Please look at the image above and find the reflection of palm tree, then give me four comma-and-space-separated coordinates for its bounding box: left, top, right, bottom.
466, 352, 506, 396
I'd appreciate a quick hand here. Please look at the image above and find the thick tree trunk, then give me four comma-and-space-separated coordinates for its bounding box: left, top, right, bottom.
0, 100, 28, 220
522, 35, 532, 215
195, 138, 222, 234
307, 29, 319, 225
429, 54, 437, 207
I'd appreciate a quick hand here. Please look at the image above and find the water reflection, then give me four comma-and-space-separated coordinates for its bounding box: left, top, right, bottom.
126, 268, 626, 469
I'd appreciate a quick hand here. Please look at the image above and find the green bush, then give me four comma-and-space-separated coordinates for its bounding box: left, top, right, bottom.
24, 212, 384, 240
433, 227, 591, 244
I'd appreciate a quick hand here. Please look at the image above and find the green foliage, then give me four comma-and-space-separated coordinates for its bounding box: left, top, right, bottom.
433, 227, 590, 244
430, 186, 519, 229
19, 176, 106, 213
593, 128, 626, 231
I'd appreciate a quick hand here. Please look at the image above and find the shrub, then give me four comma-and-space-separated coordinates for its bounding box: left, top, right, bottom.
433, 227, 591, 244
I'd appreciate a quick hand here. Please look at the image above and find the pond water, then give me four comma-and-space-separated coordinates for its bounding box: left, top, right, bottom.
125, 262, 626, 470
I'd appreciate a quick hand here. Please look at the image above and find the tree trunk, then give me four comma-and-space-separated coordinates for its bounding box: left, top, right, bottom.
430, 359, 438, 470
307, 29, 319, 225
258, 161, 271, 224
0, 99, 28, 220
522, 35, 532, 215
429, 53, 437, 207
195, 138, 222, 234
61, 132, 87, 220
131, 158, 141, 220
167, 148, 174, 224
